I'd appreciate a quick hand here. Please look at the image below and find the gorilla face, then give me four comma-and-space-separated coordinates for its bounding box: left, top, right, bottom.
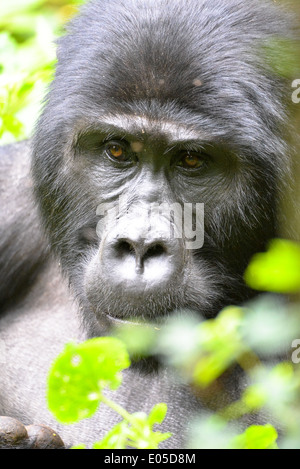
32, 0, 291, 336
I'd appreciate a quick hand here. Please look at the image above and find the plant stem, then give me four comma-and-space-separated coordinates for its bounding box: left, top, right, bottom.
100, 394, 136, 425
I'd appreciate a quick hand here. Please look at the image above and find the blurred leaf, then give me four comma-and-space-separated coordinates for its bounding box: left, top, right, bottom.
114, 322, 157, 357
0, 1, 66, 144
243, 363, 298, 418
242, 384, 268, 411
263, 38, 300, 79
193, 306, 246, 386
231, 425, 278, 450
0, 0, 45, 19
244, 239, 300, 293
154, 311, 202, 368
281, 431, 300, 450
241, 295, 300, 355
187, 415, 238, 449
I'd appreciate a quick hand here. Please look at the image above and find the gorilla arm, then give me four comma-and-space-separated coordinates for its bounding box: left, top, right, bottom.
0, 141, 48, 308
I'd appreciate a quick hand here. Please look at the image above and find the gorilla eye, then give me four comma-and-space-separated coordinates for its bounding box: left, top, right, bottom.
178, 152, 206, 170
104, 142, 132, 164
106, 143, 125, 159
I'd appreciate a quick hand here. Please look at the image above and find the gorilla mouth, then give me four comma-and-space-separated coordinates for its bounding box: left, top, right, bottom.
85, 258, 225, 328
105, 313, 146, 327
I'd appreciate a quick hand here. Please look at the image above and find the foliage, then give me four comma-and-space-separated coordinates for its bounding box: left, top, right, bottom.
244, 239, 300, 293
263, 37, 300, 79
230, 425, 279, 450
0, 0, 81, 144
47, 338, 171, 449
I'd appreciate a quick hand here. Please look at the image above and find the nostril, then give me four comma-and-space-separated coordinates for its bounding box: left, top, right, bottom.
115, 240, 135, 257
112, 238, 168, 268
143, 243, 166, 261
104, 234, 178, 284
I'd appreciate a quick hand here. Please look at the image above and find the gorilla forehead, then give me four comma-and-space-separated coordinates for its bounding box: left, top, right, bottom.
51, 0, 289, 146
57, 0, 285, 96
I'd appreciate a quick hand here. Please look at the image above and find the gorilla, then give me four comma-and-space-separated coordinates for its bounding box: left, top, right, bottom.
0, 0, 297, 449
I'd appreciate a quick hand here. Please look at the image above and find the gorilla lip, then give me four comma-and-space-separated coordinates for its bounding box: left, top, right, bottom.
105, 313, 144, 327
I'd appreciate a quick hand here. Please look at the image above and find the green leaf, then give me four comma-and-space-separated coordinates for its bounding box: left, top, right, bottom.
230, 425, 278, 449
117, 411, 171, 449
93, 421, 129, 449
244, 239, 300, 293
47, 338, 130, 424
92, 407, 171, 449
242, 384, 268, 411
193, 306, 245, 386
148, 403, 168, 426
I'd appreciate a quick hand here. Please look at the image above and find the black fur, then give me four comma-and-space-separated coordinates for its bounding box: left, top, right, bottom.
0, 141, 48, 309
0, 0, 296, 449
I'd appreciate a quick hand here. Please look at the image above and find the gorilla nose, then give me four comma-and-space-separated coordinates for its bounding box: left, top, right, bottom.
114, 238, 167, 274
102, 233, 182, 290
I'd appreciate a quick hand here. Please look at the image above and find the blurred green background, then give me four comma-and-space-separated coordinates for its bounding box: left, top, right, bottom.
0, 0, 82, 145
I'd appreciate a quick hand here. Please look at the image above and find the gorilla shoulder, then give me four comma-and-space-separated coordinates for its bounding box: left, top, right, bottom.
0, 141, 48, 308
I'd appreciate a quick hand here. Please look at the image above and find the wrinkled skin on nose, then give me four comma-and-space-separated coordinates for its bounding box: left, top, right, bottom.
99, 206, 185, 293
